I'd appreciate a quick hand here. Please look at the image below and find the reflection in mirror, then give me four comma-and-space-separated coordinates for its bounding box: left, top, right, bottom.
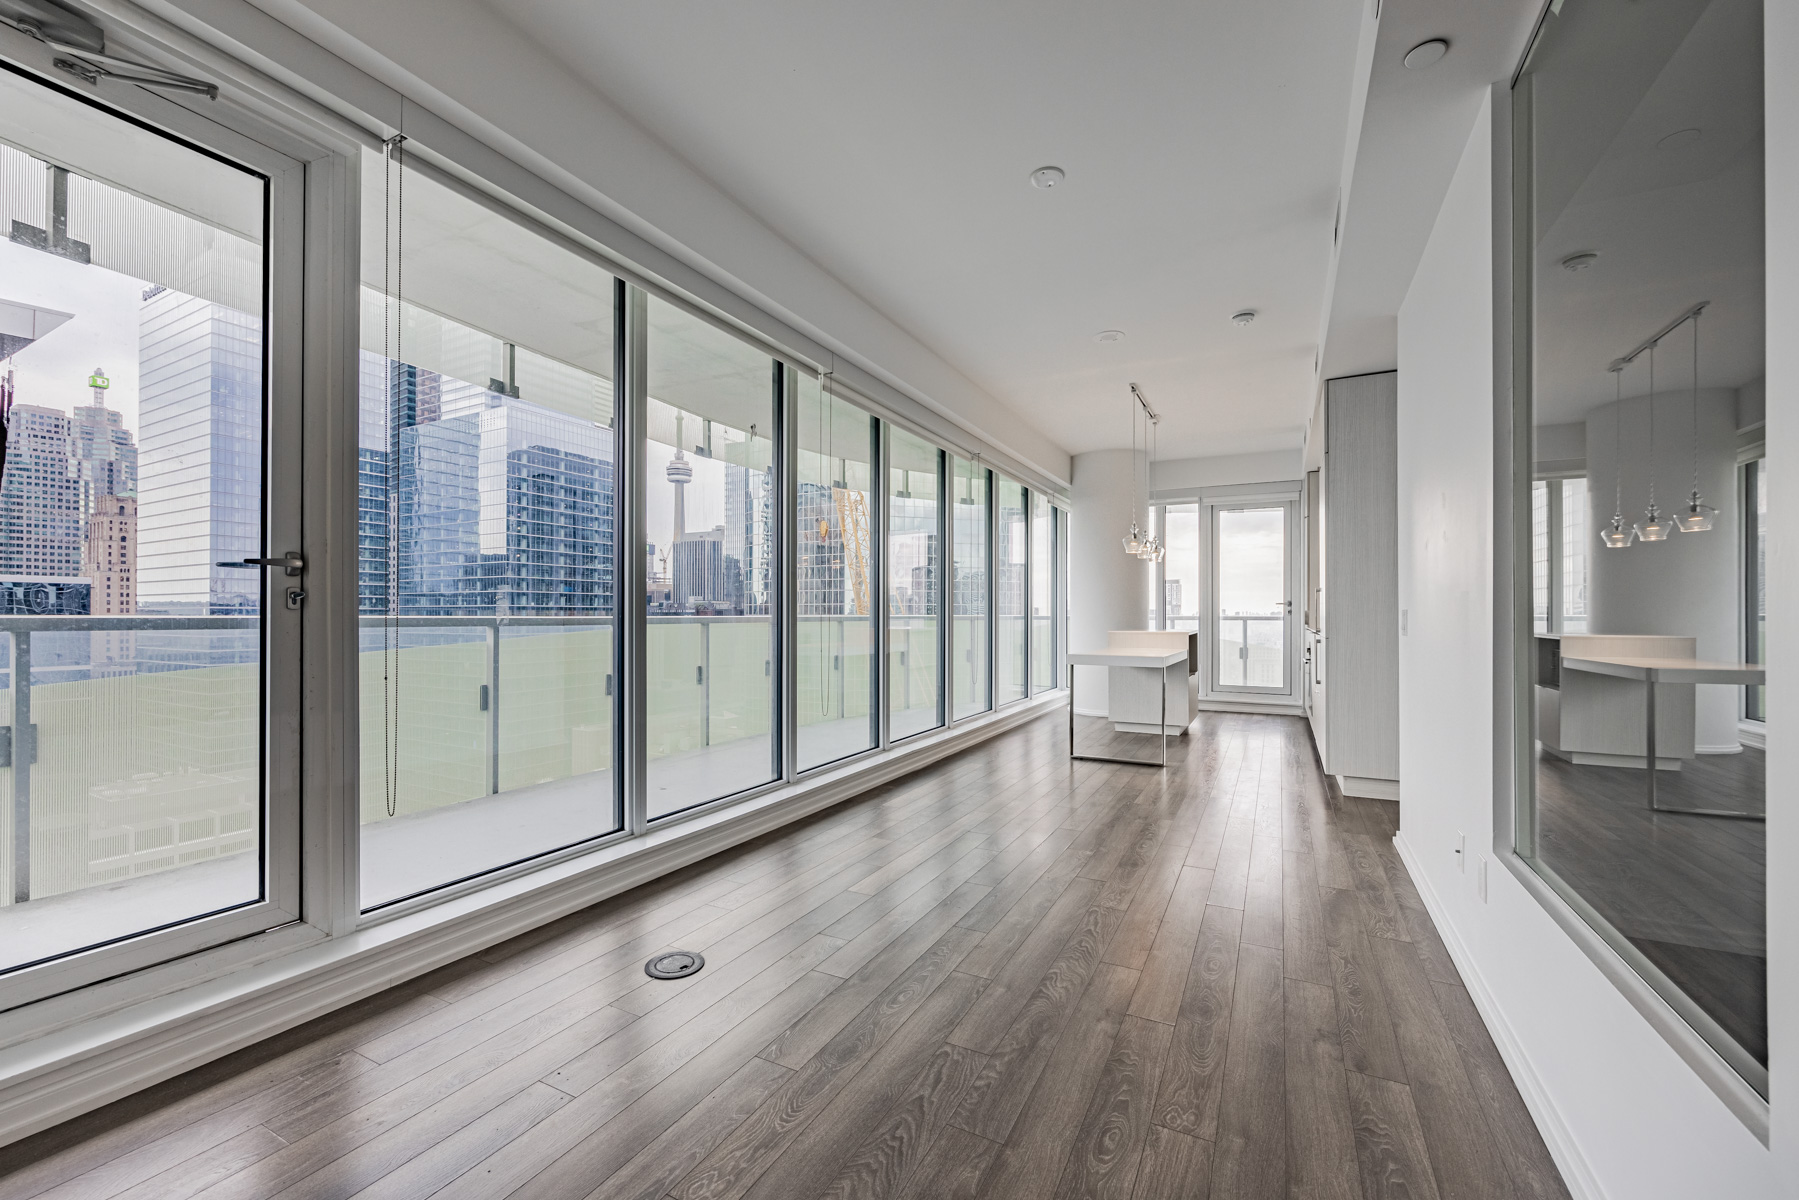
1515, 0, 1766, 1088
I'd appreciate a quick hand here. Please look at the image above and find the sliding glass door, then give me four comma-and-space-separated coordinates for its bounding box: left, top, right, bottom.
0, 63, 303, 997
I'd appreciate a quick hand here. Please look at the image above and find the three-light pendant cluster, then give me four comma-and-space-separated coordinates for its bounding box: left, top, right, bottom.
1601, 305, 1716, 550
1122, 383, 1165, 562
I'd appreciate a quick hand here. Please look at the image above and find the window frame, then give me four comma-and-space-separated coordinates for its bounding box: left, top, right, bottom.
1497, 44, 1770, 1128
0, 45, 319, 1009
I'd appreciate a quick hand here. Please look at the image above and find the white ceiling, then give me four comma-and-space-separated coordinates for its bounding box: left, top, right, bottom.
1321, 0, 1543, 381
481, 0, 1372, 461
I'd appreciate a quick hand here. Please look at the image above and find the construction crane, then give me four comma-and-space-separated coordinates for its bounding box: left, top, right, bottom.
835, 487, 872, 616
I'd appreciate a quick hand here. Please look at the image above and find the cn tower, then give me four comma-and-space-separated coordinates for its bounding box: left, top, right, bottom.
666, 448, 692, 542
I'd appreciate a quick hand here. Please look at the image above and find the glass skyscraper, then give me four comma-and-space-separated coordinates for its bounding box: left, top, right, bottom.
136, 289, 263, 616
358, 350, 616, 616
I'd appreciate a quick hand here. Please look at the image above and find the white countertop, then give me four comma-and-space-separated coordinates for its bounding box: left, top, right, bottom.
1560, 655, 1766, 686
1068, 648, 1189, 669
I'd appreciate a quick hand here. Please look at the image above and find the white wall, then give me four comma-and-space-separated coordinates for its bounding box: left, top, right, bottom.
1070, 449, 1151, 711
1150, 448, 1304, 492
1396, 90, 1784, 1199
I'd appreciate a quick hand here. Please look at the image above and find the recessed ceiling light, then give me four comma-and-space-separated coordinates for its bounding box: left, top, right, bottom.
1560, 252, 1599, 272
1231, 310, 1257, 326
1403, 38, 1449, 69
1657, 127, 1702, 150
1094, 329, 1124, 343
1030, 166, 1066, 190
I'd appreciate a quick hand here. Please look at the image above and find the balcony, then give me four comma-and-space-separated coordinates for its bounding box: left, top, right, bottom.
0, 611, 973, 950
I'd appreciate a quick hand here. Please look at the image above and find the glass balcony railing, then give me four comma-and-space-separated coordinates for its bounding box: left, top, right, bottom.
0, 609, 1043, 919
0, 615, 261, 970
1217, 613, 1286, 688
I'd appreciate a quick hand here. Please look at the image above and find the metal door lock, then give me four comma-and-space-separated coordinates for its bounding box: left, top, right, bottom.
285, 588, 306, 610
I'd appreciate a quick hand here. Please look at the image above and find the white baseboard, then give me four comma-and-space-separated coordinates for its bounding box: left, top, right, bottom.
1337, 774, 1400, 802
1696, 743, 1743, 755
0, 693, 1064, 1150
1195, 698, 1305, 716
1394, 836, 1606, 1200
1737, 721, 1766, 750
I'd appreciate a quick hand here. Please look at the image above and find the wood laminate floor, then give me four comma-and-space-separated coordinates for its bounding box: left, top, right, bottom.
0, 711, 1571, 1200
1535, 745, 1766, 1064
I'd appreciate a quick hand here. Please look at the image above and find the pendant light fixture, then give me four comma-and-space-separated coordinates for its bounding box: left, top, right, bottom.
1140, 409, 1165, 562
1634, 342, 1671, 542
1601, 365, 1634, 548
1122, 387, 1145, 556
1673, 310, 1715, 532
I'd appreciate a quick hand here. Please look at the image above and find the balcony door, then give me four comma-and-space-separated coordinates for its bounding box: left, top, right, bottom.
0, 59, 304, 1003
1211, 502, 1294, 695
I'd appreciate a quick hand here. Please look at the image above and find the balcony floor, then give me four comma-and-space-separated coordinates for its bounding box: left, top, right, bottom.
1, 711, 1569, 1200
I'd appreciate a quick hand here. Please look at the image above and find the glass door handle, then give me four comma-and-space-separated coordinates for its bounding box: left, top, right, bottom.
217, 553, 306, 576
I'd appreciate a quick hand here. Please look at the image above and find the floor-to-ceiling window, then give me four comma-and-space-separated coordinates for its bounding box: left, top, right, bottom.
951, 455, 990, 719
1513, 0, 1767, 1091
994, 475, 1027, 704
1052, 502, 1068, 688
644, 299, 778, 817
1029, 490, 1052, 693
0, 61, 302, 995
795, 375, 876, 771
1160, 504, 1201, 631
887, 427, 942, 739
357, 147, 623, 905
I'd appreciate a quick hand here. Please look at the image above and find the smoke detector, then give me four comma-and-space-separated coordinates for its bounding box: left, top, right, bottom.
1560, 252, 1599, 272
1231, 310, 1257, 327
1094, 329, 1125, 344
1030, 166, 1066, 190
1404, 38, 1450, 69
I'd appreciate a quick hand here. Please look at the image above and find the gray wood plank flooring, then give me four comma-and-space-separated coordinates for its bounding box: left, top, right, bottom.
0, 712, 1571, 1200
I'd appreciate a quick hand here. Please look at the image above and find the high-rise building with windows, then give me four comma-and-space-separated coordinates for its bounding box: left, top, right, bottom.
136, 289, 262, 615
358, 354, 615, 616
69, 367, 136, 517
82, 495, 136, 615
0, 404, 85, 579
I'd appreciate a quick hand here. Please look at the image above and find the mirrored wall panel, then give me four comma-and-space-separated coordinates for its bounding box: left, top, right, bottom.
357, 149, 622, 906
796, 375, 876, 771
1515, 0, 1766, 1088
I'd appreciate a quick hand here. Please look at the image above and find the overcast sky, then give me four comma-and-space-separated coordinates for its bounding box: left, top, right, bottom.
1, 240, 146, 431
